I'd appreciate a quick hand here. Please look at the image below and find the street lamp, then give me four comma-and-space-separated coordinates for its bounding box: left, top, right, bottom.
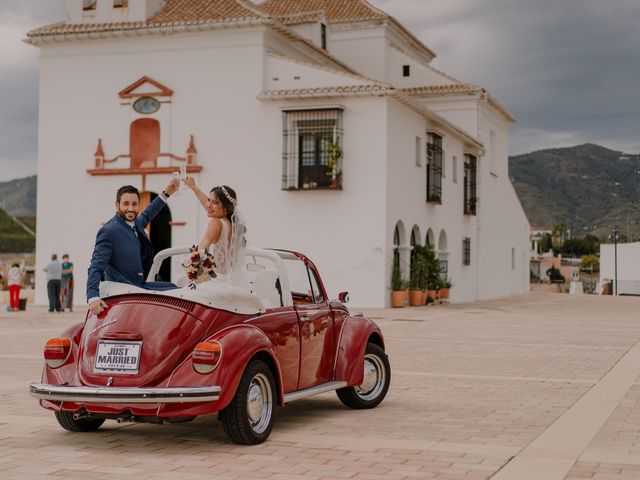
613, 226, 619, 296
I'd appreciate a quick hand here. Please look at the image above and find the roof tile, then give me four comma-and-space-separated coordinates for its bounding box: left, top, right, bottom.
27, 0, 269, 38
259, 0, 387, 23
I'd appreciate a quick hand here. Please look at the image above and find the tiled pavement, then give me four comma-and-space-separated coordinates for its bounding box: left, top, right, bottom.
1, 293, 640, 479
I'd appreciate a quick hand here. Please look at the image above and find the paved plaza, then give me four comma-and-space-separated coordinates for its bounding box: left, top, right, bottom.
2, 292, 640, 479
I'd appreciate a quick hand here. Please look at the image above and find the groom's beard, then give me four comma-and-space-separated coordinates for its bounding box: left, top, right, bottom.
117, 208, 138, 222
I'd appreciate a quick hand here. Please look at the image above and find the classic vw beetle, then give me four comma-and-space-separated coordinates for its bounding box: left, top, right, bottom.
30, 247, 390, 444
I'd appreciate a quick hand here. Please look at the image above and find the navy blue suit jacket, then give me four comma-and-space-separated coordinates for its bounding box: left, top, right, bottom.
87, 196, 167, 301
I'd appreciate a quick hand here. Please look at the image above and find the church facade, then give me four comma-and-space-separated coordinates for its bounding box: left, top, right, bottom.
28, 0, 530, 307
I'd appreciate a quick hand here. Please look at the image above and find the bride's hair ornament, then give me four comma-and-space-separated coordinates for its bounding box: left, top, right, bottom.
220, 186, 237, 206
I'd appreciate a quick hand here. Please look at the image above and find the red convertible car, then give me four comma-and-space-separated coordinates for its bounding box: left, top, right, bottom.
30, 247, 390, 444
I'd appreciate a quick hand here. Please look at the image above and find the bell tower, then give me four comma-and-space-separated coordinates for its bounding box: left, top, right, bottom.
66, 0, 166, 24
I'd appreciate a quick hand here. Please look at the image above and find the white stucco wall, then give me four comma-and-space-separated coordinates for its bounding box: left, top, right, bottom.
325, 25, 388, 82
248, 97, 389, 307
600, 242, 640, 295
474, 105, 530, 298
385, 98, 481, 304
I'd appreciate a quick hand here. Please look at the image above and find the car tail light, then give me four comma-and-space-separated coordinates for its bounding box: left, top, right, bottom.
44, 337, 72, 368
192, 341, 222, 374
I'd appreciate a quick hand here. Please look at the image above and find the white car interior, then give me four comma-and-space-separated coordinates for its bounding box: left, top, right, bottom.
99, 247, 294, 314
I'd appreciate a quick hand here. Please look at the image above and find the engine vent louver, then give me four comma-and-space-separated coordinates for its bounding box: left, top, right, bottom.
107, 295, 195, 311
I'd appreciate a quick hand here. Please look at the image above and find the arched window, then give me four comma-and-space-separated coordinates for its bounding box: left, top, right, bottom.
130, 118, 160, 169
438, 229, 448, 274
393, 221, 409, 281
393, 224, 400, 272
426, 228, 435, 249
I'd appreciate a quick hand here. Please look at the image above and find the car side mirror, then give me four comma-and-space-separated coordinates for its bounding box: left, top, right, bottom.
338, 291, 349, 303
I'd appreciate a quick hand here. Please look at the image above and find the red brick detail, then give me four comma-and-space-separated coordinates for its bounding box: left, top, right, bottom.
87, 166, 203, 176
119, 76, 174, 99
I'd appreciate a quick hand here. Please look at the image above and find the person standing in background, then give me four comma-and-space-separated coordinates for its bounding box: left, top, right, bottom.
7, 264, 24, 312
60, 254, 74, 312
43, 254, 62, 312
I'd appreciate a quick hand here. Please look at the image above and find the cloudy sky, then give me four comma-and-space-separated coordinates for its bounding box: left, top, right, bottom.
1, 0, 639, 181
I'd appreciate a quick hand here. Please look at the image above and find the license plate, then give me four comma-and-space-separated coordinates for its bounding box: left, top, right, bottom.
94, 340, 142, 374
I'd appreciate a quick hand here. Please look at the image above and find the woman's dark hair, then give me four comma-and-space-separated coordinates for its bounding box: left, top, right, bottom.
116, 185, 140, 202
210, 185, 237, 221
11, 263, 19, 268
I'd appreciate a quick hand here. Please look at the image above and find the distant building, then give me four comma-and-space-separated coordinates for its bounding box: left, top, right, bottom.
600, 242, 640, 295
27, 0, 530, 307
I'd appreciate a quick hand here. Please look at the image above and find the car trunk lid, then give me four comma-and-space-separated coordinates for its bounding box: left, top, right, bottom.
78, 298, 206, 387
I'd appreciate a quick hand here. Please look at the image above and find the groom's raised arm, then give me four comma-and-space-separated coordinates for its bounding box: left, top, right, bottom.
87, 227, 114, 302
137, 179, 179, 229
137, 195, 167, 230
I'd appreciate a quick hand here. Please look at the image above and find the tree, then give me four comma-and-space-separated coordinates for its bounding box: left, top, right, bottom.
552, 223, 568, 245
580, 255, 599, 293
561, 238, 597, 257
580, 255, 599, 272
424, 246, 441, 290
539, 233, 552, 253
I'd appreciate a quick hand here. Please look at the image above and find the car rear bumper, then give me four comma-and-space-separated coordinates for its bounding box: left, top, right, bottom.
29, 382, 221, 404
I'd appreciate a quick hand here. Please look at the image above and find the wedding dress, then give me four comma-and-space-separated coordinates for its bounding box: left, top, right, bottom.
208, 218, 232, 275
204, 209, 247, 284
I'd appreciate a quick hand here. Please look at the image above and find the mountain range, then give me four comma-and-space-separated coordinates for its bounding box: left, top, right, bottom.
509, 144, 640, 240
0, 176, 36, 218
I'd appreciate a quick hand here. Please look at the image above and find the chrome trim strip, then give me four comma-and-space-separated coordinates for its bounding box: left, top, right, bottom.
283, 381, 347, 403
29, 382, 221, 404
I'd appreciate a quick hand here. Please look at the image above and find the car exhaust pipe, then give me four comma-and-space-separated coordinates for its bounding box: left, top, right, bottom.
116, 414, 135, 424
73, 412, 89, 421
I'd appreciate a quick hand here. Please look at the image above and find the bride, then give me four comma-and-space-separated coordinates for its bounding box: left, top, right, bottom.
184, 176, 246, 278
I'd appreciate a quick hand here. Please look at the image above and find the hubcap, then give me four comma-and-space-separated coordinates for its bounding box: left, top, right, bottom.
246, 373, 273, 434
355, 353, 386, 401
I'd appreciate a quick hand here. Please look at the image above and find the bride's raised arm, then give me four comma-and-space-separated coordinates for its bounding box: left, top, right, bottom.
198, 218, 223, 251
184, 176, 209, 211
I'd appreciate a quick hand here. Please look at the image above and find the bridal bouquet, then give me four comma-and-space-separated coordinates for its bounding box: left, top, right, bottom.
182, 245, 217, 289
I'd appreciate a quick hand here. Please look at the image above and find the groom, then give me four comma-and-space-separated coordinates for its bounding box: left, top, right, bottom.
87, 180, 179, 315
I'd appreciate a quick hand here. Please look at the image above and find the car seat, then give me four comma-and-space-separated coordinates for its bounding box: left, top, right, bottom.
253, 270, 281, 308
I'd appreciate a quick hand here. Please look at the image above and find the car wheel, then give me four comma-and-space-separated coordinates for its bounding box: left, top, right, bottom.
220, 359, 276, 445
54, 411, 105, 432
337, 343, 390, 409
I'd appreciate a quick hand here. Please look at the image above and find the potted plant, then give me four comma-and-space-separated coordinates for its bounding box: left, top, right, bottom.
409, 246, 426, 306
390, 257, 406, 308
439, 276, 452, 300
324, 140, 343, 188
424, 246, 441, 304
416, 246, 429, 304
331, 169, 343, 189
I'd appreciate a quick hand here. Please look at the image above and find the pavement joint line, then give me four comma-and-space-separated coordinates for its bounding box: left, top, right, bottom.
490, 335, 640, 480
394, 370, 597, 385
382, 320, 640, 333
272, 432, 521, 456
0, 355, 42, 359
398, 338, 628, 350
579, 451, 640, 466
0, 328, 74, 336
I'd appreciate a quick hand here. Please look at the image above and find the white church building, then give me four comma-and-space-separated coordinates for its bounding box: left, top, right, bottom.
28, 0, 530, 307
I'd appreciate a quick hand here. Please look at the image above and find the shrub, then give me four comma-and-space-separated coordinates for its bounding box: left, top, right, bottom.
391, 253, 403, 291
0, 234, 35, 253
